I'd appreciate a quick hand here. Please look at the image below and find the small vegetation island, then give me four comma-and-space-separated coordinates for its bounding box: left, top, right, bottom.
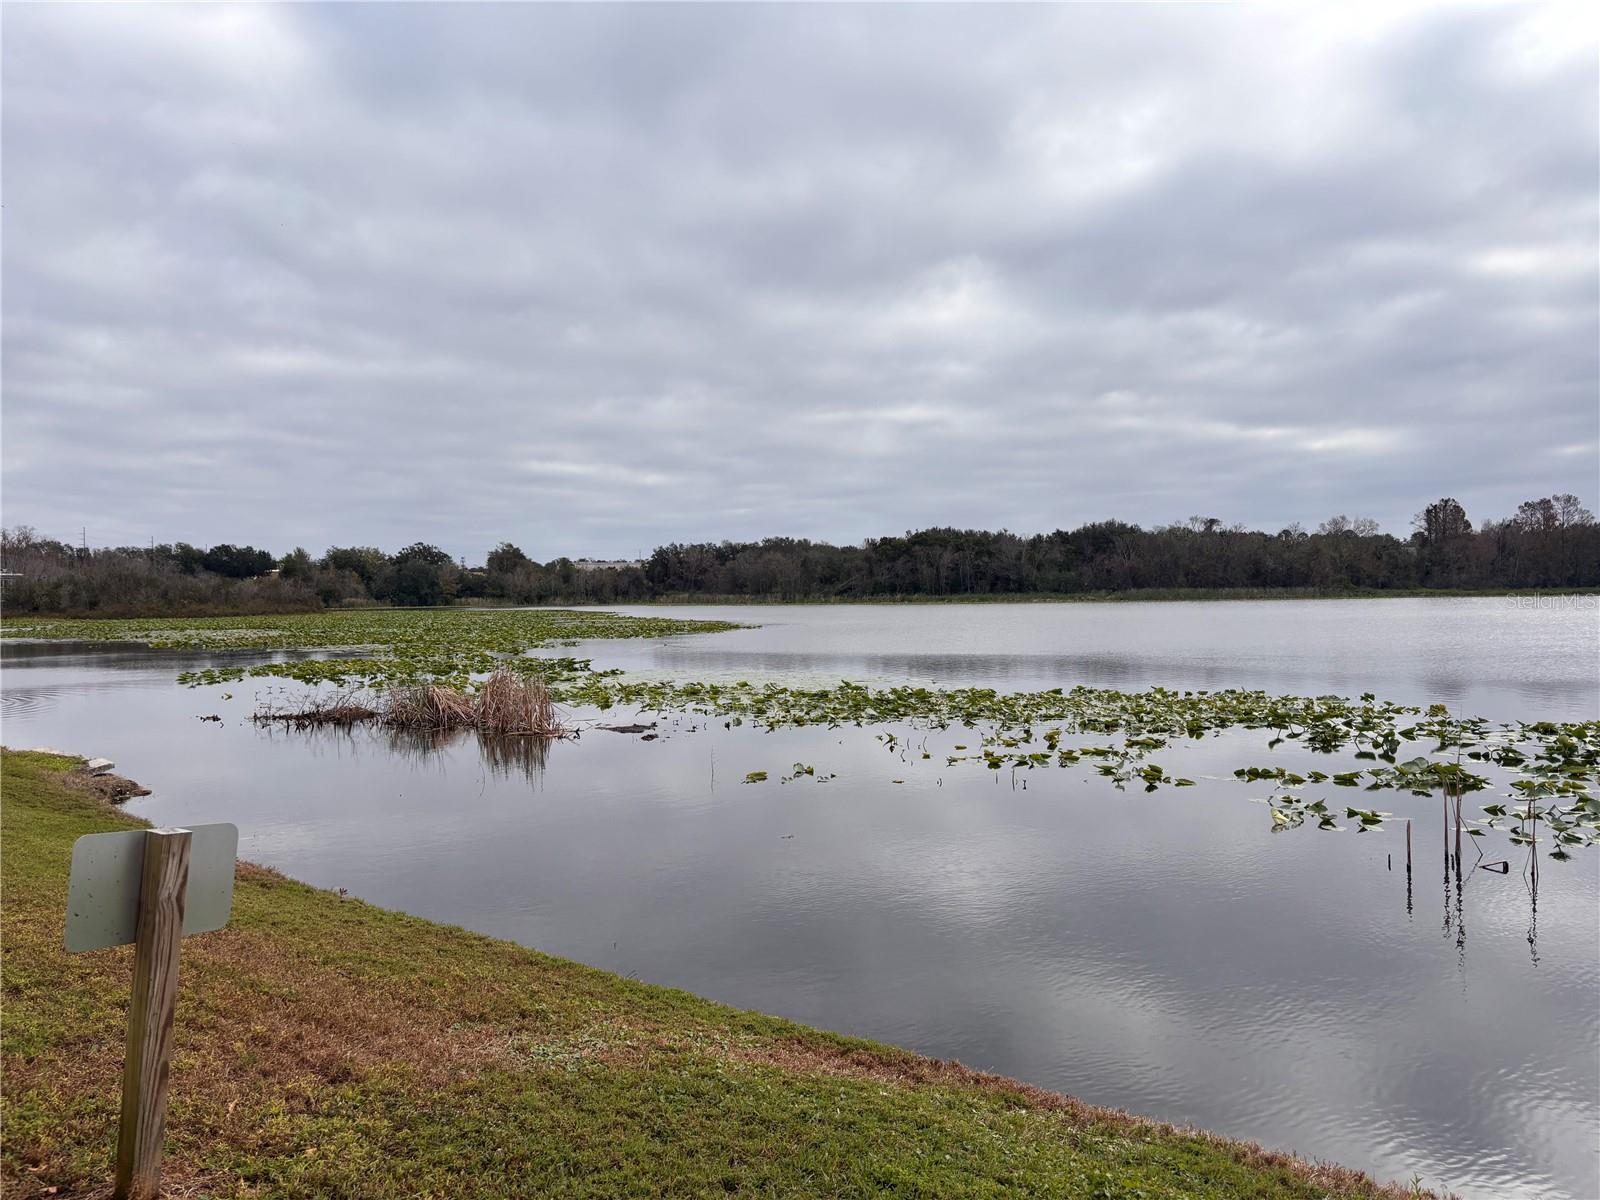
1, 494, 1595, 615
2, 749, 1439, 1198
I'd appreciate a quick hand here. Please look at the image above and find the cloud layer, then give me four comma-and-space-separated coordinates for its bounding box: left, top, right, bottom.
4, 4, 1595, 557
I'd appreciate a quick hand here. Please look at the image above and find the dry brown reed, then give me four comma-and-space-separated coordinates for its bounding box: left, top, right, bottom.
252, 691, 381, 728
252, 670, 567, 738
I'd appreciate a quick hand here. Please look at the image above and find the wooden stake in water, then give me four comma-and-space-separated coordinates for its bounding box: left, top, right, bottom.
1446, 800, 1459, 876
1405, 818, 1414, 916
1454, 788, 1463, 876
115, 829, 192, 1200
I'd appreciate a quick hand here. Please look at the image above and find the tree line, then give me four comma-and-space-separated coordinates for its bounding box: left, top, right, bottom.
1, 494, 1595, 616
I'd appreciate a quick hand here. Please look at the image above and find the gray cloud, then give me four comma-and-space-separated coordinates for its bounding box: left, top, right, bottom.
3, 4, 1595, 558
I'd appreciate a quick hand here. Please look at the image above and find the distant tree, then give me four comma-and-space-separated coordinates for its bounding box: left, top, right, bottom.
200, 543, 274, 578
391, 558, 447, 606
321, 546, 387, 585
172, 543, 205, 574
383, 543, 454, 605
1513, 497, 1559, 534
1412, 498, 1472, 545
1, 525, 40, 554
4, 493, 1596, 617
486, 542, 532, 575
1516, 494, 1595, 532
392, 542, 452, 567
312, 567, 366, 607
1551, 493, 1596, 527
1317, 515, 1381, 538
278, 547, 314, 579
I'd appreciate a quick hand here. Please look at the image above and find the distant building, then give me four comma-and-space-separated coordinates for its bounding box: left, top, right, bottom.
572, 558, 644, 572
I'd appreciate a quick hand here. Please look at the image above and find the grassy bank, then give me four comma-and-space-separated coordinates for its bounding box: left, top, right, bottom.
1, 750, 1431, 1199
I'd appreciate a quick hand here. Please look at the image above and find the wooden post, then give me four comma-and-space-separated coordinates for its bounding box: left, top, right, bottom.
115, 829, 192, 1200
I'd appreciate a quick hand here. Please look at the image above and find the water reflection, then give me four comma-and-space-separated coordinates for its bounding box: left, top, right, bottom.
1525, 844, 1541, 968
581, 598, 1600, 721
254, 720, 554, 786
1406, 798, 1554, 974
478, 732, 552, 782
1522, 813, 1542, 968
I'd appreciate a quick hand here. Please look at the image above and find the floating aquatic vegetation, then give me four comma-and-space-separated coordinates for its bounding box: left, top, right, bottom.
9, 609, 1596, 854
1253, 790, 1345, 832
779, 762, 835, 784
565, 676, 1596, 851
1, 609, 744, 689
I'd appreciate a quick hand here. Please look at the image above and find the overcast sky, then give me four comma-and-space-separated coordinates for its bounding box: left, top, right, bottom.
3, 4, 1595, 560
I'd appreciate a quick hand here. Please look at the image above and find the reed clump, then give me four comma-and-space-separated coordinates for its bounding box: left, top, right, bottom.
387, 669, 564, 736
252, 695, 381, 728
254, 669, 567, 737
384, 684, 480, 730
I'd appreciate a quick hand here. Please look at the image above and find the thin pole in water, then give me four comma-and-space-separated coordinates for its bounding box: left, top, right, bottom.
1453, 787, 1463, 877
1405, 818, 1413, 917
1446, 800, 1459, 883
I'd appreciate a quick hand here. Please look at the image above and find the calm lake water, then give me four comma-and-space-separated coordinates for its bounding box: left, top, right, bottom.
3, 598, 1597, 1199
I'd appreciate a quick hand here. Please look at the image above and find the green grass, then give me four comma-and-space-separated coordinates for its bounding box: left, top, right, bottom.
1, 750, 1431, 1198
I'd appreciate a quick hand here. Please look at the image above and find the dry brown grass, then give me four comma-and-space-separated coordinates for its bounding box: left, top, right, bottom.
471, 666, 562, 735
252, 669, 567, 737
250, 691, 380, 728
57, 768, 152, 803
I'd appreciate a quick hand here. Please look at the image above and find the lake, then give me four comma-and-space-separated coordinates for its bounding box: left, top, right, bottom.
3, 597, 1596, 1199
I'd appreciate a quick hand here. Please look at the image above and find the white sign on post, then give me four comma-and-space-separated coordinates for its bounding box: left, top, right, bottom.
66, 824, 238, 952
66, 824, 238, 1200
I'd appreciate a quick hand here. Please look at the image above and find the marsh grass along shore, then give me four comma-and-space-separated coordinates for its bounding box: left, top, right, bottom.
0, 750, 1438, 1198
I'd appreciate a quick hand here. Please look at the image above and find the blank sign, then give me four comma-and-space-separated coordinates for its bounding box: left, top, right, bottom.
65, 825, 239, 953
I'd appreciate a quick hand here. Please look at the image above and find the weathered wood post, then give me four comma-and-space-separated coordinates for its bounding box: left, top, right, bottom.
115, 829, 192, 1200
66, 819, 237, 1200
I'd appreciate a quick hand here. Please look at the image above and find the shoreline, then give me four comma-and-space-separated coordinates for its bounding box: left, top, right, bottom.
5, 585, 1598, 622
1, 748, 1439, 1199
561, 586, 1600, 607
